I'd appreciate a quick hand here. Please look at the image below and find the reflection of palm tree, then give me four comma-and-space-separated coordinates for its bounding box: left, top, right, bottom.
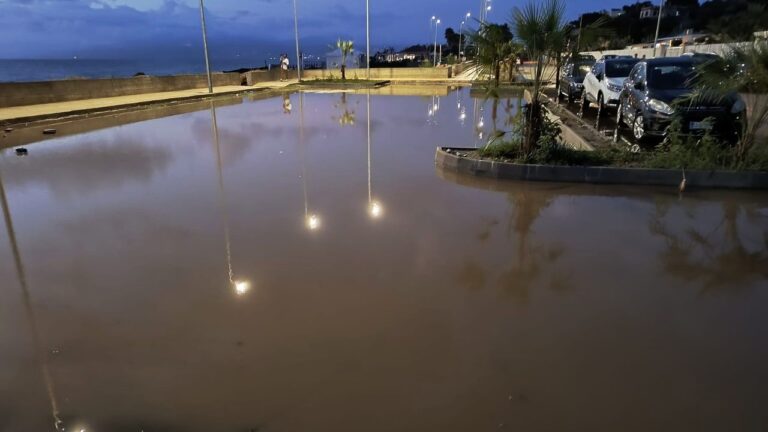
498, 183, 562, 302
0, 170, 63, 430
454, 183, 570, 303
334, 93, 356, 126
650, 201, 768, 294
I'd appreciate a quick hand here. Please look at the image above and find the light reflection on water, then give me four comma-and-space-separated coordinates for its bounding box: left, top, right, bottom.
0, 87, 767, 431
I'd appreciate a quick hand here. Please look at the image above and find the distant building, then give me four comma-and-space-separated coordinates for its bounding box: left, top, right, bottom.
325, 48, 361, 70
639, 6, 658, 19
640, 4, 689, 20
608, 8, 624, 17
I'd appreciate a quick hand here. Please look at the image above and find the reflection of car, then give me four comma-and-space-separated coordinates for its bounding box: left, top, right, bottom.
615, 56, 745, 143
582, 57, 640, 113
559, 58, 596, 104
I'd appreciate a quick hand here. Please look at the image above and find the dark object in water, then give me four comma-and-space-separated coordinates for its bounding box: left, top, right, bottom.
43, 128, 57, 135
15, 148, 28, 156
4, 127, 12, 133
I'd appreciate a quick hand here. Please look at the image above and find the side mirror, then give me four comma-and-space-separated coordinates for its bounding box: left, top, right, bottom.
634, 81, 645, 91
596, 73, 604, 81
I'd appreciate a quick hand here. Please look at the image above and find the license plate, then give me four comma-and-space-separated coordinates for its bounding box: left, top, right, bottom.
689, 121, 713, 130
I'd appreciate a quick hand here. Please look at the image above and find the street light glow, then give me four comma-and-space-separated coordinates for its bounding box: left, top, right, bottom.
234, 280, 250, 296
306, 214, 321, 231
369, 201, 383, 218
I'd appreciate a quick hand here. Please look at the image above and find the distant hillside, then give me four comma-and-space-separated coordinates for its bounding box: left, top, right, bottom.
572, 0, 767, 48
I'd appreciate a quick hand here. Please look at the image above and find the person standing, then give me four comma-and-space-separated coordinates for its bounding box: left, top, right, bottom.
280, 54, 290, 81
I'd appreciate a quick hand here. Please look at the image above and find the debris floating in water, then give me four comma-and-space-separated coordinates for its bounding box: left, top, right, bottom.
4, 127, 12, 133
15, 148, 28, 156
43, 128, 57, 135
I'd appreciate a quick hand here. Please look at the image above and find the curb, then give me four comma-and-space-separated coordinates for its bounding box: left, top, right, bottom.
435, 147, 768, 190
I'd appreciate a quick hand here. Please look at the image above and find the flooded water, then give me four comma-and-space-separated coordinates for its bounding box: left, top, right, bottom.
1, 87, 768, 432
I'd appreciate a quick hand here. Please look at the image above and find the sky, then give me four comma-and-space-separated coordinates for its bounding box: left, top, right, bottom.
0, 0, 650, 63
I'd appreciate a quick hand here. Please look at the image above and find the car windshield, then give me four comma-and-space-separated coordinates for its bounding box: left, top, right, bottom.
648, 63, 696, 89
574, 64, 592, 79
605, 60, 638, 78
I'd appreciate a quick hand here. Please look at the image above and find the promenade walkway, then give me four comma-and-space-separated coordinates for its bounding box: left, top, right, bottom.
0, 80, 296, 125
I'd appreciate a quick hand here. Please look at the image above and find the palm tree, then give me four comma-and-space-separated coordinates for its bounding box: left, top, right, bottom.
690, 41, 768, 161
336, 39, 354, 80
468, 23, 519, 87
512, 0, 568, 154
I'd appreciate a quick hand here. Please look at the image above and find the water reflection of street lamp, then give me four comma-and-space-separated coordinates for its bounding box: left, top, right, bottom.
209, 103, 250, 296
0, 169, 64, 430
298, 93, 322, 232
366, 91, 383, 220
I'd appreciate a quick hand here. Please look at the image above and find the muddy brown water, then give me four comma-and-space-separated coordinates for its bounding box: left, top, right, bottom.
1, 88, 767, 432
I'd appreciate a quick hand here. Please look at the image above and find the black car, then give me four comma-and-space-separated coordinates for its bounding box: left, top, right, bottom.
615, 56, 744, 143
558, 57, 595, 104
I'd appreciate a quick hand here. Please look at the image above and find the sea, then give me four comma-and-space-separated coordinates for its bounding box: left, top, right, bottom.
0, 58, 266, 82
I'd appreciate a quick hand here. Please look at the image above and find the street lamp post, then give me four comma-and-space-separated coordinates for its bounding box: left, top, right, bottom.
199, 0, 213, 93
653, 0, 665, 58
366, 0, 370, 80
433, 18, 440, 66
458, 12, 470, 61
292, 0, 302, 81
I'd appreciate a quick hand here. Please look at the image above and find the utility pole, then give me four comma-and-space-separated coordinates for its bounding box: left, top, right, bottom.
199, 0, 213, 93
653, 0, 664, 58
292, 0, 302, 81
577, 14, 583, 52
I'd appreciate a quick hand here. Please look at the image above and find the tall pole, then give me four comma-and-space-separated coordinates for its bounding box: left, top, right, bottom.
199, 0, 213, 93
433, 18, 440, 66
577, 14, 583, 52
366, 0, 370, 80
292, 0, 302, 81
653, 0, 664, 58
459, 21, 464, 61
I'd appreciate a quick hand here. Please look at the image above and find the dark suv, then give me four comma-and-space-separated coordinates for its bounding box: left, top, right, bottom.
615, 56, 745, 143
558, 57, 595, 104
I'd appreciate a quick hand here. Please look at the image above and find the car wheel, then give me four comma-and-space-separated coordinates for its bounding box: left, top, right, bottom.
632, 113, 646, 142
613, 105, 624, 144
578, 92, 588, 117
595, 93, 605, 128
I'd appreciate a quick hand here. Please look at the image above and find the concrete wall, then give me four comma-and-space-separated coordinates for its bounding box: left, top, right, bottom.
582, 42, 751, 60
243, 69, 298, 85
301, 67, 452, 80
0, 73, 242, 108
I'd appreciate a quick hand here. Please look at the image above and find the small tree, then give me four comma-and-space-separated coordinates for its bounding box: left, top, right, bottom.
336, 39, 354, 80
513, 0, 568, 154
468, 23, 517, 87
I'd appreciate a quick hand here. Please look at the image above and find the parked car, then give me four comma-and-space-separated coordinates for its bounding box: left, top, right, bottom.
559, 57, 596, 104
615, 56, 745, 143
581, 57, 640, 114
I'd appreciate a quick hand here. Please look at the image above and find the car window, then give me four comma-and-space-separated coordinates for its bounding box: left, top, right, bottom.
647, 63, 696, 89
574, 64, 592, 79
605, 60, 639, 78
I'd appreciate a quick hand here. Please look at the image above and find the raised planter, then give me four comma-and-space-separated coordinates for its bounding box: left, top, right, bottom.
436, 147, 768, 189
